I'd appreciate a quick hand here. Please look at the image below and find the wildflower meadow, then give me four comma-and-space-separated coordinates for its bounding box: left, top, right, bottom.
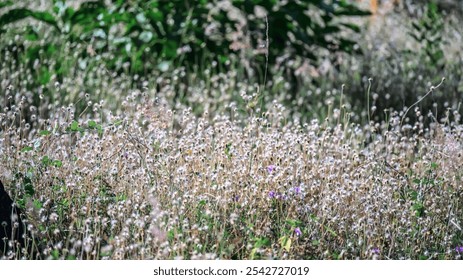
0, 0, 462, 260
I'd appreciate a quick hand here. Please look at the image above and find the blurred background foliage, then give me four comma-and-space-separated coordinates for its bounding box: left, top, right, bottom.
0, 0, 369, 75
1, 0, 462, 125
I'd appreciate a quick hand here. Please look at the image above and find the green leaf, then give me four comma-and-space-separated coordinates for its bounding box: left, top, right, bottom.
333, 3, 371, 16
38, 66, 51, 85
254, 237, 271, 248
96, 124, 103, 137
224, 143, 232, 159
0, 8, 59, 30
162, 40, 178, 59
409, 190, 418, 200
70, 120, 79, 131
42, 155, 51, 166
327, 227, 337, 237
88, 120, 97, 129
147, 10, 163, 22
70, 1, 105, 26
113, 120, 123, 126
286, 219, 302, 227
52, 160, 63, 168
340, 22, 361, 33
250, 248, 258, 259
278, 235, 292, 251
428, 2, 438, 14
40, 130, 51, 136
431, 50, 444, 63
24, 176, 35, 196
116, 194, 127, 202
51, 249, 59, 260
167, 229, 175, 241
24, 26, 39, 41
21, 146, 33, 152
33, 199, 42, 209
30, 11, 57, 27
412, 202, 425, 217
218, 55, 229, 64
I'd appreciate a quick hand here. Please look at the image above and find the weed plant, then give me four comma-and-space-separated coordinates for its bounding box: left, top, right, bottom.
1, 79, 462, 259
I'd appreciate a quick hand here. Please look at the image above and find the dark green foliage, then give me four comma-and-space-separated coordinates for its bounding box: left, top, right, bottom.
0, 0, 369, 84
0, 8, 59, 31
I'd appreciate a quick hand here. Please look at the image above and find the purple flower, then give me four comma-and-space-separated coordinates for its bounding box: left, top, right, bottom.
232, 195, 240, 202
294, 227, 302, 237
293, 186, 301, 194
456, 246, 463, 253
372, 248, 380, 254
266, 165, 276, 174
269, 191, 276, 198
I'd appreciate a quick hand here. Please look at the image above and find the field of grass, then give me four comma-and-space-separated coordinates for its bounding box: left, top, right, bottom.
1, 0, 463, 260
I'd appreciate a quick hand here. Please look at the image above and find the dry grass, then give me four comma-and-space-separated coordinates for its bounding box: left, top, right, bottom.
1, 85, 462, 260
